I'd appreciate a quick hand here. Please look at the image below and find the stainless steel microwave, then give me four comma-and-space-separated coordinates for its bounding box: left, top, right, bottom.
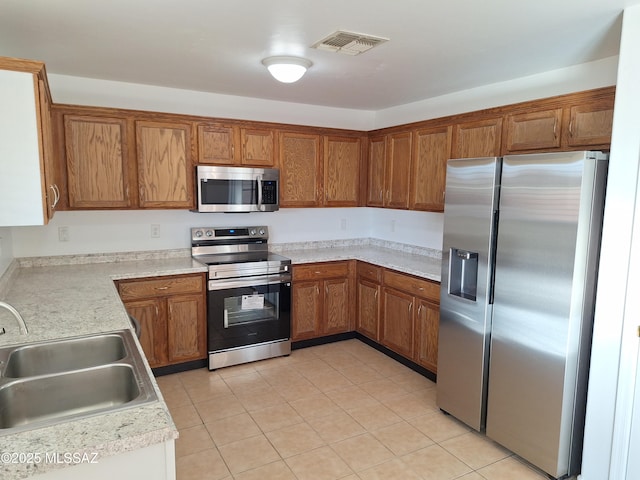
195, 166, 279, 213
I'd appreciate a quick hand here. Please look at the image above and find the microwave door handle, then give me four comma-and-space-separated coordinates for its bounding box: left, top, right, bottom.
257, 175, 264, 211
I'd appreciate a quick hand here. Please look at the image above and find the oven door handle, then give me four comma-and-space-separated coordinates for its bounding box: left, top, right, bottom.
256, 174, 264, 211
208, 274, 292, 291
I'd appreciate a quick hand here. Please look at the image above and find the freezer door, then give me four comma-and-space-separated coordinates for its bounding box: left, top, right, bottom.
486, 151, 607, 478
437, 157, 500, 431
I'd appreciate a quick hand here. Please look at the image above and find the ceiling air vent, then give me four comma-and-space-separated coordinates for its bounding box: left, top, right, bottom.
311, 30, 389, 56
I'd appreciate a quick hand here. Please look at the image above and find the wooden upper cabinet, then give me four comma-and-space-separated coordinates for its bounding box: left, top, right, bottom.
324, 136, 361, 206
410, 125, 452, 211
386, 132, 412, 209
64, 115, 131, 208
197, 123, 237, 164
503, 108, 562, 153
452, 117, 503, 159
564, 99, 614, 147
136, 120, 194, 208
367, 135, 386, 207
240, 127, 275, 166
279, 131, 321, 207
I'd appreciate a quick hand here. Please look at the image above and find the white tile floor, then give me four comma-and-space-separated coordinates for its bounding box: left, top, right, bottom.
157, 339, 549, 480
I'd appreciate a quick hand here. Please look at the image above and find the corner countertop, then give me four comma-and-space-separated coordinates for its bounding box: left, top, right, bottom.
0, 240, 440, 479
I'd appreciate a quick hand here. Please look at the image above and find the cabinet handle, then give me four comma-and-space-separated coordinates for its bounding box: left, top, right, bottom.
379, 189, 383, 201
418, 304, 423, 316
316, 285, 320, 295
408, 302, 413, 313
155, 286, 169, 290
569, 119, 574, 137
48, 185, 59, 208
553, 118, 558, 138
155, 305, 159, 316
374, 290, 378, 299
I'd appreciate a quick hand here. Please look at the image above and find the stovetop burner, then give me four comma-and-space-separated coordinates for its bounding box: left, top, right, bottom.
191, 226, 291, 280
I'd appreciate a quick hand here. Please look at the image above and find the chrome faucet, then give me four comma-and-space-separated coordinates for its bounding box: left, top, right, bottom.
0, 301, 29, 334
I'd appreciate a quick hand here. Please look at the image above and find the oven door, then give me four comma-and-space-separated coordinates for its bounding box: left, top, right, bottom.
207, 274, 291, 352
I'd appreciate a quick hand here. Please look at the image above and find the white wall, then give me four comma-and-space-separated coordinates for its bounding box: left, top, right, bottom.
48, 74, 376, 131
374, 56, 619, 129
10, 208, 442, 257
581, 6, 640, 480
0, 227, 14, 276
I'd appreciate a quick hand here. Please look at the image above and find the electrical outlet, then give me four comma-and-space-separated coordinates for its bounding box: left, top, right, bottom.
58, 226, 69, 242
340, 218, 347, 231
151, 224, 161, 238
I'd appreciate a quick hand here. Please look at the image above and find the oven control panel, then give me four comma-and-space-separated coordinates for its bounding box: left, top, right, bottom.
191, 226, 268, 243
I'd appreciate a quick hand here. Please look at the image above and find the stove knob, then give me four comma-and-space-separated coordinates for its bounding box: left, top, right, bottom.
259, 228, 265, 235
194, 230, 203, 238
249, 228, 257, 236
205, 230, 213, 237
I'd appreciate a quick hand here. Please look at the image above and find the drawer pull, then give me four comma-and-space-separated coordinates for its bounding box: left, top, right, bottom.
155, 286, 169, 290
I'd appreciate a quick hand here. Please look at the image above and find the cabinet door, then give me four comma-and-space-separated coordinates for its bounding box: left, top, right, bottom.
357, 278, 380, 341
414, 299, 439, 373
452, 118, 503, 159
124, 298, 167, 368
323, 278, 350, 335
241, 128, 275, 166
410, 125, 452, 211
136, 121, 193, 208
564, 101, 614, 147
197, 123, 237, 165
386, 132, 411, 209
324, 136, 361, 206
279, 132, 321, 207
381, 288, 415, 358
38, 79, 58, 220
292, 280, 322, 341
367, 135, 386, 206
65, 115, 131, 208
503, 109, 562, 153
166, 293, 206, 364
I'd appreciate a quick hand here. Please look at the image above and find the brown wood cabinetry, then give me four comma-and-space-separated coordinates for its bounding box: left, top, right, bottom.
452, 117, 503, 159
196, 124, 276, 166
324, 136, 361, 206
380, 269, 440, 372
279, 131, 322, 207
410, 125, 452, 211
356, 263, 382, 341
367, 135, 386, 206
117, 274, 206, 368
197, 123, 237, 164
291, 261, 354, 341
135, 120, 194, 208
564, 99, 614, 147
386, 132, 412, 208
64, 115, 131, 208
503, 109, 563, 153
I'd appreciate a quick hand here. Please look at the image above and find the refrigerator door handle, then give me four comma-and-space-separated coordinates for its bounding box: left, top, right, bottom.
488, 208, 500, 305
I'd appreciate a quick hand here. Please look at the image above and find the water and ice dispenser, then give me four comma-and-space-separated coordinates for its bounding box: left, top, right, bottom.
448, 248, 478, 301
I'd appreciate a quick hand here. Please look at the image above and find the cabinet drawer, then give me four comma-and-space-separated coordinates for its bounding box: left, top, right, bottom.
293, 261, 350, 281
118, 274, 204, 300
357, 262, 382, 283
383, 270, 439, 302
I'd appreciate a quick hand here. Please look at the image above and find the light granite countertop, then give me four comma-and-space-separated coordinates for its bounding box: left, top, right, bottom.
0, 240, 440, 479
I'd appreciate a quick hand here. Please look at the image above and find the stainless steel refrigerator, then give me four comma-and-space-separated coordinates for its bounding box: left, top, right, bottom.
437, 151, 608, 479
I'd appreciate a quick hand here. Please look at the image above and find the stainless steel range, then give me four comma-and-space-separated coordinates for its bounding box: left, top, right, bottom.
191, 226, 292, 370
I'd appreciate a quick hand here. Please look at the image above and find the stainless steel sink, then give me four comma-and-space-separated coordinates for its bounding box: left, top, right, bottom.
0, 329, 157, 435
3, 334, 127, 377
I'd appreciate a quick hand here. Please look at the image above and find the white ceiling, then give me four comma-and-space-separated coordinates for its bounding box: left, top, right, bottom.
0, 0, 637, 110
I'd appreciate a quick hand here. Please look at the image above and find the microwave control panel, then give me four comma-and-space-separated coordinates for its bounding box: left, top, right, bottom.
262, 181, 277, 204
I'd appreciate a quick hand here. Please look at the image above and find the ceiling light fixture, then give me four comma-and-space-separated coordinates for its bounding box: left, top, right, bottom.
262, 56, 312, 83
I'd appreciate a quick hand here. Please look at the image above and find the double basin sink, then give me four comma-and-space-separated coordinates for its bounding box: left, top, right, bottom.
0, 329, 157, 435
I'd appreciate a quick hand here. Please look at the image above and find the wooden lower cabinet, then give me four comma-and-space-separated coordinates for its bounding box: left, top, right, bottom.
117, 273, 206, 368
292, 261, 354, 341
381, 287, 415, 358
414, 298, 440, 373
356, 278, 380, 341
